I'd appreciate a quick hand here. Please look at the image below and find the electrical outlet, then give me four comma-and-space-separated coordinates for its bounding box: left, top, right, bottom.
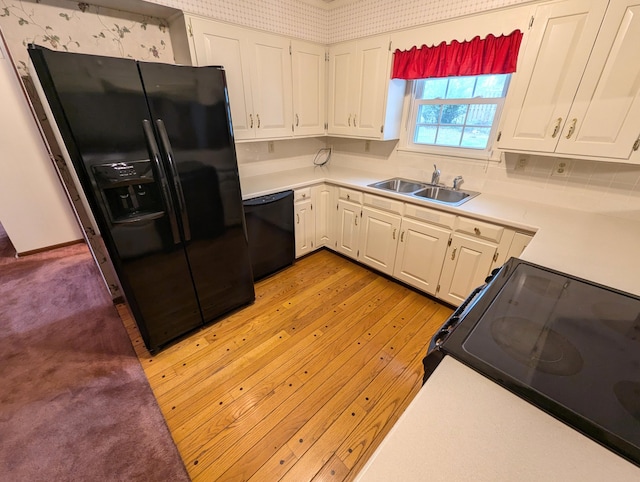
364, 140, 371, 152
515, 155, 529, 171
552, 160, 570, 177
268, 141, 274, 153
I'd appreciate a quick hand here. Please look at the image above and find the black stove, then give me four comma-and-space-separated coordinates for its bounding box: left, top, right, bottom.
424, 258, 640, 467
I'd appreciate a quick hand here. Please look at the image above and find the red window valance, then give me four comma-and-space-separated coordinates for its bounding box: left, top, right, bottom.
392, 29, 523, 80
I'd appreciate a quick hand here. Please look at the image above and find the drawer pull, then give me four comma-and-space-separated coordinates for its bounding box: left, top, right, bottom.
551, 117, 562, 138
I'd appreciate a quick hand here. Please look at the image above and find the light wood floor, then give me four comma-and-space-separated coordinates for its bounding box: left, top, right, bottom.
119, 249, 452, 481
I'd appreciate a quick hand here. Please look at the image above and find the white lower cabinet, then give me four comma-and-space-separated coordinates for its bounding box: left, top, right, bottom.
437, 233, 498, 306
393, 218, 450, 296
358, 207, 401, 276
335, 198, 361, 259
312, 184, 334, 248
294, 188, 315, 258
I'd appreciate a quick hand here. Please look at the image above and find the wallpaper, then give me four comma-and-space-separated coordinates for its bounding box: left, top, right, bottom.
146, 0, 534, 43
0, 0, 173, 76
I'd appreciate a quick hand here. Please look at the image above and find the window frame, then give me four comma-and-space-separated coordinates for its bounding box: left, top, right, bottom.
401, 74, 511, 160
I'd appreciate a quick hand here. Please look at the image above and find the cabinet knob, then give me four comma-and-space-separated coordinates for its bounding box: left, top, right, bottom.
302, 193, 306, 198
474, 227, 481, 236
347, 194, 350, 200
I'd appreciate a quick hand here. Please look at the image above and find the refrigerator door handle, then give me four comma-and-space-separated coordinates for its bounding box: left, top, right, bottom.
142, 119, 181, 245
155, 119, 191, 242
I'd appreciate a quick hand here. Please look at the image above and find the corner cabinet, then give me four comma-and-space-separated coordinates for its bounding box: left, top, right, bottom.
171, 14, 325, 141
327, 36, 405, 139
499, 0, 640, 161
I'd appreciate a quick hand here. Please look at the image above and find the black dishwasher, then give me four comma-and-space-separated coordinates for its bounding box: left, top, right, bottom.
243, 190, 295, 281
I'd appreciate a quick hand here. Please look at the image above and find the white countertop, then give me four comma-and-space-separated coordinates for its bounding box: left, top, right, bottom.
240, 164, 640, 297
354, 357, 640, 482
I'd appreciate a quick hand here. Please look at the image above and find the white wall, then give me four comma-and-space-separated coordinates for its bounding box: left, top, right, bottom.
0, 36, 81, 253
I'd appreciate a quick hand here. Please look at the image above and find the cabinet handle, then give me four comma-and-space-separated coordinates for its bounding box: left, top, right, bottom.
257, 114, 261, 128
296, 114, 299, 127
451, 248, 457, 261
355, 216, 358, 227
551, 117, 562, 138
250, 114, 254, 128
296, 213, 300, 224
354, 115, 357, 127
565, 118, 577, 139
348, 115, 351, 126
400, 231, 404, 242
634, 137, 640, 152
392, 228, 396, 240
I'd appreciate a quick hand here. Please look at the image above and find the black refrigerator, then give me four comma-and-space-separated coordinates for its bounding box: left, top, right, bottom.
29, 45, 255, 352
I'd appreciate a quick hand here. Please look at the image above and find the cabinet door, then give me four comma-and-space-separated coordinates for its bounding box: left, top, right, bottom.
292, 40, 326, 137
393, 218, 450, 296
352, 36, 389, 138
335, 199, 360, 259
556, 0, 640, 159
189, 17, 255, 140
248, 31, 293, 139
358, 207, 401, 275
312, 184, 333, 247
294, 198, 315, 258
438, 234, 497, 306
328, 41, 356, 136
498, 0, 607, 152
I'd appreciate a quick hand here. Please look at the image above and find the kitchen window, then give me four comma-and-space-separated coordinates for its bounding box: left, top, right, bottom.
406, 74, 510, 154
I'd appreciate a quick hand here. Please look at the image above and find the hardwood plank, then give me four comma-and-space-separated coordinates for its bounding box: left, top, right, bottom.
119, 249, 454, 481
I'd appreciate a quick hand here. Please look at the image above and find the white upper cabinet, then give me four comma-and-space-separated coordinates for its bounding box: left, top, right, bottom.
500, 0, 640, 161
173, 15, 325, 141
248, 31, 293, 138
328, 35, 405, 139
292, 40, 326, 137
556, 0, 640, 159
188, 17, 255, 140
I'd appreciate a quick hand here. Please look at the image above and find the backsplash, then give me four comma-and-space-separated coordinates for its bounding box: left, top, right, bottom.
0, 0, 172, 76
325, 138, 640, 221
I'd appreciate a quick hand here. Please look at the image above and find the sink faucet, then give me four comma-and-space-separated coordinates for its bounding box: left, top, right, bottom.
431, 164, 441, 185
453, 176, 464, 191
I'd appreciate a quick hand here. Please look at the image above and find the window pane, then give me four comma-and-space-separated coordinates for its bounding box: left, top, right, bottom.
466, 104, 497, 126
473, 74, 509, 98
417, 78, 448, 99
445, 77, 475, 99
414, 125, 437, 144
436, 126, 463, 146
461, 127, 491, 149
417, 104, 441, 124
440, 104, 468, 125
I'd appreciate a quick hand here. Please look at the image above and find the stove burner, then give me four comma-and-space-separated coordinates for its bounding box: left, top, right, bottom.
490, 317, 583, 376
521, 275, 569, 299
614, 381, 640, 424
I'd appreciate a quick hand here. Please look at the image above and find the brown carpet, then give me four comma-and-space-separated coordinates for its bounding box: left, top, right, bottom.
0, 224, 190, 481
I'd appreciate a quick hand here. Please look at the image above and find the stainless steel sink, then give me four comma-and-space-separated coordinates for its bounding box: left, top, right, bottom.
368, 177, 479, 206
368, 178, 427, 193
412, 186, 478, 206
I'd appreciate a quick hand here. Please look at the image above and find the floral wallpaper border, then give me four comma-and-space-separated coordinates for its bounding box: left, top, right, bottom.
0, 0, 173, 75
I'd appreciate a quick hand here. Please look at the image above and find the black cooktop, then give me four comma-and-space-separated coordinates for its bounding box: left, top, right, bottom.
426, 258, 640, 467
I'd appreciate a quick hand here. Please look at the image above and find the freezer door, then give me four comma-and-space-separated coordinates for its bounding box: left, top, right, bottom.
28, 46, 203, 350
139, 62, 255, 322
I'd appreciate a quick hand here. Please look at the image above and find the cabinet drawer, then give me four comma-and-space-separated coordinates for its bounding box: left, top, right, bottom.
456, 217, 504, 243
403, 203, 455, 229
363, 193, 403, 214
338, 187, 363, 203
294, 187, 312, 203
